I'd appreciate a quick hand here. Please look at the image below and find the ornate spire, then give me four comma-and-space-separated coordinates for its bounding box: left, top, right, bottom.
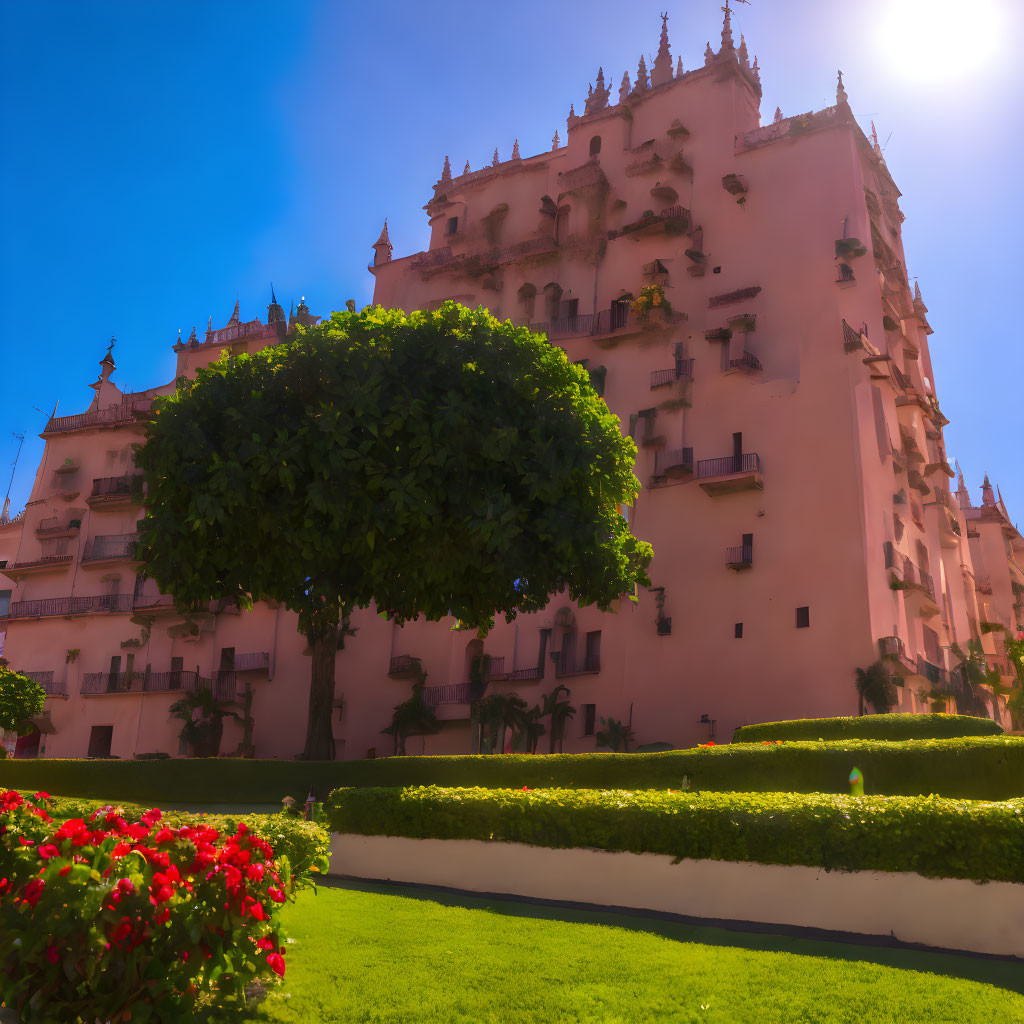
372, 220, 392, 266
836, 69, 849, 108
552, 130, 560, 150
956, 463, 970, 509
704, 41, 714, 66
491, 147, 500, 167
651, 12, 673, 87
633, 54, 649, 92
441, 155, 452, 182
228, 299, 240, 325
738, 34, 749, 66
981, 474, 996, 507
774, 106, 783, 123
676, 56, 683, 77
870, 121, 882, 156
585, 67, 610, 114
463, 160, 471, 174
619, 70, 631, 102
751, 54, 760, 83
186, 326, 197, 345
97, 337, 116, 382
206, 315, 213, 335
271, 284, 278, 306
720, 4, 734, 51
511, 139, 520, 159
567, 103, 576, 127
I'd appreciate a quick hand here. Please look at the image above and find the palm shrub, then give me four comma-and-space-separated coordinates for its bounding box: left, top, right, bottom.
596, 716, 633, 752
542, 684, 576, 754
854, 661, 899, 714
167, 686, 240, 758
382, 667, 440, 755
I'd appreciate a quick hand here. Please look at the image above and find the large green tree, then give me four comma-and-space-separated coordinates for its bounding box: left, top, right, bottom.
135, 303, 652, 759
0, 668, 45, 736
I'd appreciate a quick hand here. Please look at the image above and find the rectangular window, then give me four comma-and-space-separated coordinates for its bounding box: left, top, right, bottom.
219, 647, 235, 670
734, 622, 743, 639
796, 606, 810, 628
87, 725, 113, 759
583, 704, 596, 736
445, 216, 459, 236
585, 631, 601, 671
170, 656, 183, 690
0, 590, 9, 616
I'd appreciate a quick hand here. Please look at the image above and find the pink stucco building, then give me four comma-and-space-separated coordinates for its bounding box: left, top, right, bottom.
1, 12, 1020, 760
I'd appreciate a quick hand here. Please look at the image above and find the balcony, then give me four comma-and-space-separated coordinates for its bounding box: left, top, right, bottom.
878, 636, 915, 675
36, 510, 86, 538
697, 453, 763, 496
87, 475, 143, 508
615, 206, 693, 239
726, 352, 762, 374
131, 582, 178, 615
25, 671, 67, 698
557, 161, 607, 194
82, 534, 138, 564
556, 651, 600, 677
81, 669, 234, 702
388, 654, 421, 677
529, 313, 596, 340
900, 557, 936, 603
4, 553, 74, 578
0, 593, 133, 622
654, 447, 694, 478
42, 400, 153, 436
233, 652, 271, 672
506, 665, 544, 682
916, 656, 951, 690
650, 359, 694, 389
726, 545, 753, 571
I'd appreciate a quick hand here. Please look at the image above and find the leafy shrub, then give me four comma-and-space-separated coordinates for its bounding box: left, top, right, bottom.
732, 713, 1003, 743
329, 785, 1024, 884
0, 666, 45, 733
0, 791, 306, 1022
3, 735, 1023, 802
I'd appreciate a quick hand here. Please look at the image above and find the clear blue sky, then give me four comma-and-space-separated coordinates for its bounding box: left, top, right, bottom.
2, 0, 1020, 521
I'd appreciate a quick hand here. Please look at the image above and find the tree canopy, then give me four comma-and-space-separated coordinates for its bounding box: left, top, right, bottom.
0, 668, 45, 735
135, 303, 653, 757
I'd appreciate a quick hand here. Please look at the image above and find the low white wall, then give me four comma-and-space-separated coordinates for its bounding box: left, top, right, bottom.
329, 833, 1024, 958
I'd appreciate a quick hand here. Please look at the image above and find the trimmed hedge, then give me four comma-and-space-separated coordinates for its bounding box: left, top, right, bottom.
733, 713, 1004, 743
329, 785, 1024, 884
33, 795, 331, 880
3, 735, 1024, 802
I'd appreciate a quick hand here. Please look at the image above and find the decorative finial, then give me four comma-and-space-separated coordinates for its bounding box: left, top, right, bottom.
552, 130, 560, 150
187, 325, 197, 344
836, 69, 849, 108
373, 220, 392, 266
98, 337, 116, 380
751, 54, 760, 82
871, 121, 882, 155
492, 147, 500, 167
633, 54, 649, 92
738, 33, 749, 66
704, 41, 714, 66
512, 139, 520, 159
982, 474, 996, 507
228, 299, 240, 325
720, 3, 734, 51
207, 315, 212, 333
585, 67, 610, 114
619, 70, 631, 103
567, 103, 576, 127
441, 155, 452, 182
774, 106, 783, 123
676, 56, 683, 77
463, 160, 471, 174
652, 12, 673, 87
271, 284, 278, 306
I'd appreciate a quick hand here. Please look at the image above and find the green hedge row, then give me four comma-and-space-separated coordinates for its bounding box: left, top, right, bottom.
329, 785, 1024, 884
34, 795, 331, 880
3, 735, 1023, 803
733, 713, 1004, 743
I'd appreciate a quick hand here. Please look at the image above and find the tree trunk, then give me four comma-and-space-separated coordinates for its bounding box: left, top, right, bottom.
302, 628, 338, 760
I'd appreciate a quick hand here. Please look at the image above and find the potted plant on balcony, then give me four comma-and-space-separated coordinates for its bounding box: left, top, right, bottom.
631, 284, 672, 325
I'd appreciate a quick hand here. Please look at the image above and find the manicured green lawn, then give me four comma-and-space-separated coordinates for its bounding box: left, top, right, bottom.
248, 882, 1024, 1023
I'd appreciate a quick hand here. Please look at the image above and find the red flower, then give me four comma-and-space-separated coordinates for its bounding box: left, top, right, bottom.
46, 945, 59, 964
266, 952, 285, 977
521, 786, 532, 791
33, 792, 51, 801
248, 899, 267, 921
267, 886, 286, 904
246, 863, 265, 882
154, 827, 175, 845
255, 937, 276, 951
58, 865, 71, 877
110, 842, 131, 859
141, 808, 162, 826
38, 843, 59, 860
18, 836, 35, 847
126, 822, 151, 841
24, 877, 45, 907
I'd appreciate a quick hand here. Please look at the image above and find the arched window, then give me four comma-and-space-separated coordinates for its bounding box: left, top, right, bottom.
589, 135, 602, 157
554, 205, 571, 245
517, 283, 537, 320
543, 283, 563, 322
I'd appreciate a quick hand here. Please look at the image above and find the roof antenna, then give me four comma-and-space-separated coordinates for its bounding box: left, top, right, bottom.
3, 432, 25, 517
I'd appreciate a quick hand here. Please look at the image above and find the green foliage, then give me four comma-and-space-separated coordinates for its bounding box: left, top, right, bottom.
167, 685, 241, 758
382, 675, 440, 756
540, 684, 575, 754
0, 790, 304, 1022
135, 302, 651, 759
596, 716, 634, 752
471, 692, 528, 754
329, 785, 1024, 884
5, 736, 1024, 803
0, 666, 45, 734
732, 713, 1002, 743
854, 661, 899, 715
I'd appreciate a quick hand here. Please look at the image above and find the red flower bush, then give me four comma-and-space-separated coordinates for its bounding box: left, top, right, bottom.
0, 791, 294, 1022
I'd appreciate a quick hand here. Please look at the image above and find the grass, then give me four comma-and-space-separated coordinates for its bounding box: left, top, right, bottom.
247, 881, 1024, 1024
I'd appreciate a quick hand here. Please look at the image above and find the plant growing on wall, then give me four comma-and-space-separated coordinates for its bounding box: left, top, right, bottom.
541, 684, 576, 754
0, 668, 45, 734
854, 661, 899, 715
472, 691, 528, 754
168, 686, 240, 758
135, 303, 652, 760
596, 715, 634, 752
382, 663, 440, 756
986, 628, 1024, 728
64, 649, 80, 664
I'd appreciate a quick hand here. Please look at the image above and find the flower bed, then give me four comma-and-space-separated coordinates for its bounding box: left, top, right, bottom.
0, 791, 329, 1022
4, 734, 1024, 803
328, 785, 1024, 884
733, 713, 1003, 743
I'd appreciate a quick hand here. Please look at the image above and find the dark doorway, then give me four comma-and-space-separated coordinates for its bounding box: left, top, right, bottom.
88, 725, 113, 758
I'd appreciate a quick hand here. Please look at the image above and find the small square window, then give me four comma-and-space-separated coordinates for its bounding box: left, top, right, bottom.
796, 606, 810, 628
734, 622, 743, 639
445, 216, 459, 236
583, 704, 596, 736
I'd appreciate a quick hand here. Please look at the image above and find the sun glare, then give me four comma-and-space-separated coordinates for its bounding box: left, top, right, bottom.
880, 0, 1004, 80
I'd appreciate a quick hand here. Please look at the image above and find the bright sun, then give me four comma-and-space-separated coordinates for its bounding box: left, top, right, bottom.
880, 0, 1004, 80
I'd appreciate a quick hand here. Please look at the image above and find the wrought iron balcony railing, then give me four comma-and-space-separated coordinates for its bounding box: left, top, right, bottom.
726, 545, 753, 568
654, 448, 694, 476
233, 652, 271, 671
43, 400, 152, 435
83, 534, 138, 562
556, 651, 601, 676
81, 669, 235, 701
1, 593, 132, 621
696, 453, 761, 478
